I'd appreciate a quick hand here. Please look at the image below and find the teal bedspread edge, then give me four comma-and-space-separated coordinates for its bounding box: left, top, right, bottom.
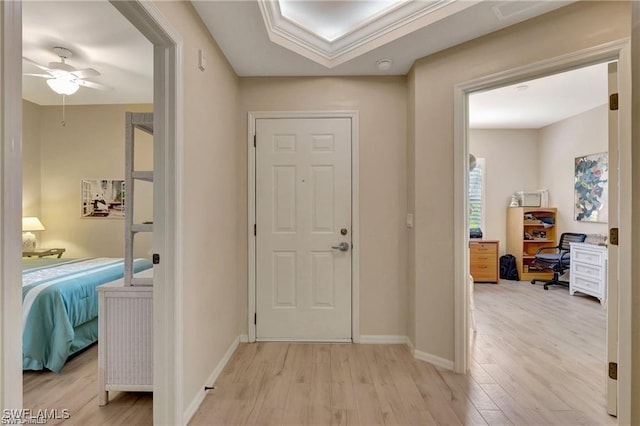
22, 258, 153, 373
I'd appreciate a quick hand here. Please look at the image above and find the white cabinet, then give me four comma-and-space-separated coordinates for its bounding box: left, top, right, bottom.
97, 271, 153, 405
569, 242, 607, 305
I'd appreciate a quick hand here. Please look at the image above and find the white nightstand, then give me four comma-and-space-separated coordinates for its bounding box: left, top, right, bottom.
22, 248, 65, 258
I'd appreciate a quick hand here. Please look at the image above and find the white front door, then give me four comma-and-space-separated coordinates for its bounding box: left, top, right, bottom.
255, 117, 352, 340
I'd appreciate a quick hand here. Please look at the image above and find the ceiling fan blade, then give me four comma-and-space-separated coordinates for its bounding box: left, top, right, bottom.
72, 68, 100, 79
48, 61, 75, 73
75, 79, 110, 91
24, 73, 52, 79
22, 57, 52, 72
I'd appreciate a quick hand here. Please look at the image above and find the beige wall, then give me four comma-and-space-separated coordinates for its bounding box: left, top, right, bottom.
409, 1, 630, 361
540, 104, 609, 237
469, 129, 540, 255
25, 102, 152, 258
37, 104, 153, 258
238, 77, 409, 337
22, 100, 41, 217
153, 1, 241, 413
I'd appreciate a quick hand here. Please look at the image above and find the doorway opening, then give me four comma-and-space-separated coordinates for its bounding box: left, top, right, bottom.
2, 0, 182, 422
453, 40, 632, 422
467, 62, 614, 423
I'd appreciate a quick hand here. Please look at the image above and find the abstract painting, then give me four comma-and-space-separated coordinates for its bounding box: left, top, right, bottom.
575, 152, 608, 222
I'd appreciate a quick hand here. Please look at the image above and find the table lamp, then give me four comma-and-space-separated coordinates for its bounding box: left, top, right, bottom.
22, 217, 45, 251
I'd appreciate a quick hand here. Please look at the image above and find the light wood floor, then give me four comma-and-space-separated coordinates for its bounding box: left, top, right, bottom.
23, 344, 152, 425
23, 279, 614, 425
191, 280, 615, 425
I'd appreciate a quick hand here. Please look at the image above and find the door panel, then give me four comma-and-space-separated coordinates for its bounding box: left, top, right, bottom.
256, 118, 352, 340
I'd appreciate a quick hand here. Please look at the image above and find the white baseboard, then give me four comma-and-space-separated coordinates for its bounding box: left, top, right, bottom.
406, 337, 415, 354
413, 349, 454, 370
239, 334, 249, 343
359, 335, 408, 344
360, 336, 452, 371
182, 335, 241, 424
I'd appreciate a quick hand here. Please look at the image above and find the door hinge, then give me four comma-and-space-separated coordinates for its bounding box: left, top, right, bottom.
254, 313, 257, 325
610, 93, 619, 111
254, 134, 256, 147
609, 362, 618, 380
254, 224, 256, 236
609, 227, 619, 246
152, 253, 160, 264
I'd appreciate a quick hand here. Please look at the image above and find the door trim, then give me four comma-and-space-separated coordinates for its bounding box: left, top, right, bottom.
1, 0, 25, 410
248, 111, 360, 343
453, 39, 631, 421
0, 1, 184, 422
109, 2, 184, 424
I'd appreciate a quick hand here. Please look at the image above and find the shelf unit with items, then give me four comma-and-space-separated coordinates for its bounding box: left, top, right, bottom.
507, 207, 557, 281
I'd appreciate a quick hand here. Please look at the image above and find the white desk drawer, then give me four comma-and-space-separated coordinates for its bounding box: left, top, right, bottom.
572, 249, 604, 266
572, 262, 602, 278
572, 274, 601, 293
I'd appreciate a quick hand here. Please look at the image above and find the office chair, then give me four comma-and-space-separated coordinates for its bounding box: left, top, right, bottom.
530, 232, 587, 290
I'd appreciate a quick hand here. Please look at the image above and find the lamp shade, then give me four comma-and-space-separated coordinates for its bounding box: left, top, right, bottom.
22, 217, 45, 232
46, 78, 79, 96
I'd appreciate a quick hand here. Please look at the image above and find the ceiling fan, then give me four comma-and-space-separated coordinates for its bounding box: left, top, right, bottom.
23, 47, 109, 96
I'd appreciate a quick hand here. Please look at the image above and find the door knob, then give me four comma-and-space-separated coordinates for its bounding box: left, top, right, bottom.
331, 242, 350, 251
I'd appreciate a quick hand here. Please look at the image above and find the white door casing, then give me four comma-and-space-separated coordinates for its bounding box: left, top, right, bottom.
606, 61, 618, 416
255, 117, 352, 341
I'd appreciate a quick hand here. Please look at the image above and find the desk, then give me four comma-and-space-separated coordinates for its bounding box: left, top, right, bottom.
22, 248, 65, 258
469, 240, 499, 283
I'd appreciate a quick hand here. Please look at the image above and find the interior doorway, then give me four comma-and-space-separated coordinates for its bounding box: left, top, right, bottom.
453, 41, 632, 421
1, 0, 182, 422
467, 62, 613, 417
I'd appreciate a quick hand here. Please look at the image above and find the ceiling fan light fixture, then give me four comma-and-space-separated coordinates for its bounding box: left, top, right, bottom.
46, 77, 79, 96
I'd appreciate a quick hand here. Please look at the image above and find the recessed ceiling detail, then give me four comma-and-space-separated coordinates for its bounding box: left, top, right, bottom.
258, 0, 479, 68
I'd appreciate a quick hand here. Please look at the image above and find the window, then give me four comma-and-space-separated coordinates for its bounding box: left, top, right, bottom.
469, 158, 485, 231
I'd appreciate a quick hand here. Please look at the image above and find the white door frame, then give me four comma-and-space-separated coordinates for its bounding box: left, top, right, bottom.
1, 2, 184, 424
1, 0, 25, 411
248, 111, 360, 343
453, 39, 631, 422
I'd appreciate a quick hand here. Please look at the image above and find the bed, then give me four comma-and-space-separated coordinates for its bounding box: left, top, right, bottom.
22, 257, 153, 373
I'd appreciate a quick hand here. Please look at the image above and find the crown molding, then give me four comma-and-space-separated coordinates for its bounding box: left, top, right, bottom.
258, 0, 479, 69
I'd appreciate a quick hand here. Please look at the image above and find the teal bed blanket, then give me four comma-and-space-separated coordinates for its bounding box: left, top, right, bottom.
22, 257, 153, 373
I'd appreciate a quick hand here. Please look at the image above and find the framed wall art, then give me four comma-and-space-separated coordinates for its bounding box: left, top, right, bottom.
574, 152, 608, 223
81, 179, 125, 218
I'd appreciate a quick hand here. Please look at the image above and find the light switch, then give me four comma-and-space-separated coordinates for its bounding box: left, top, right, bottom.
198, 49, 206, 71
406, 213, 414, 228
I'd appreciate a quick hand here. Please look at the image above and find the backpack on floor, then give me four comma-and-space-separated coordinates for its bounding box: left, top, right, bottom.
499, 254, 519, 281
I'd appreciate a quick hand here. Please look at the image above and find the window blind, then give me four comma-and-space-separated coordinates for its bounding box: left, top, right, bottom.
469, 162, 483, 230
